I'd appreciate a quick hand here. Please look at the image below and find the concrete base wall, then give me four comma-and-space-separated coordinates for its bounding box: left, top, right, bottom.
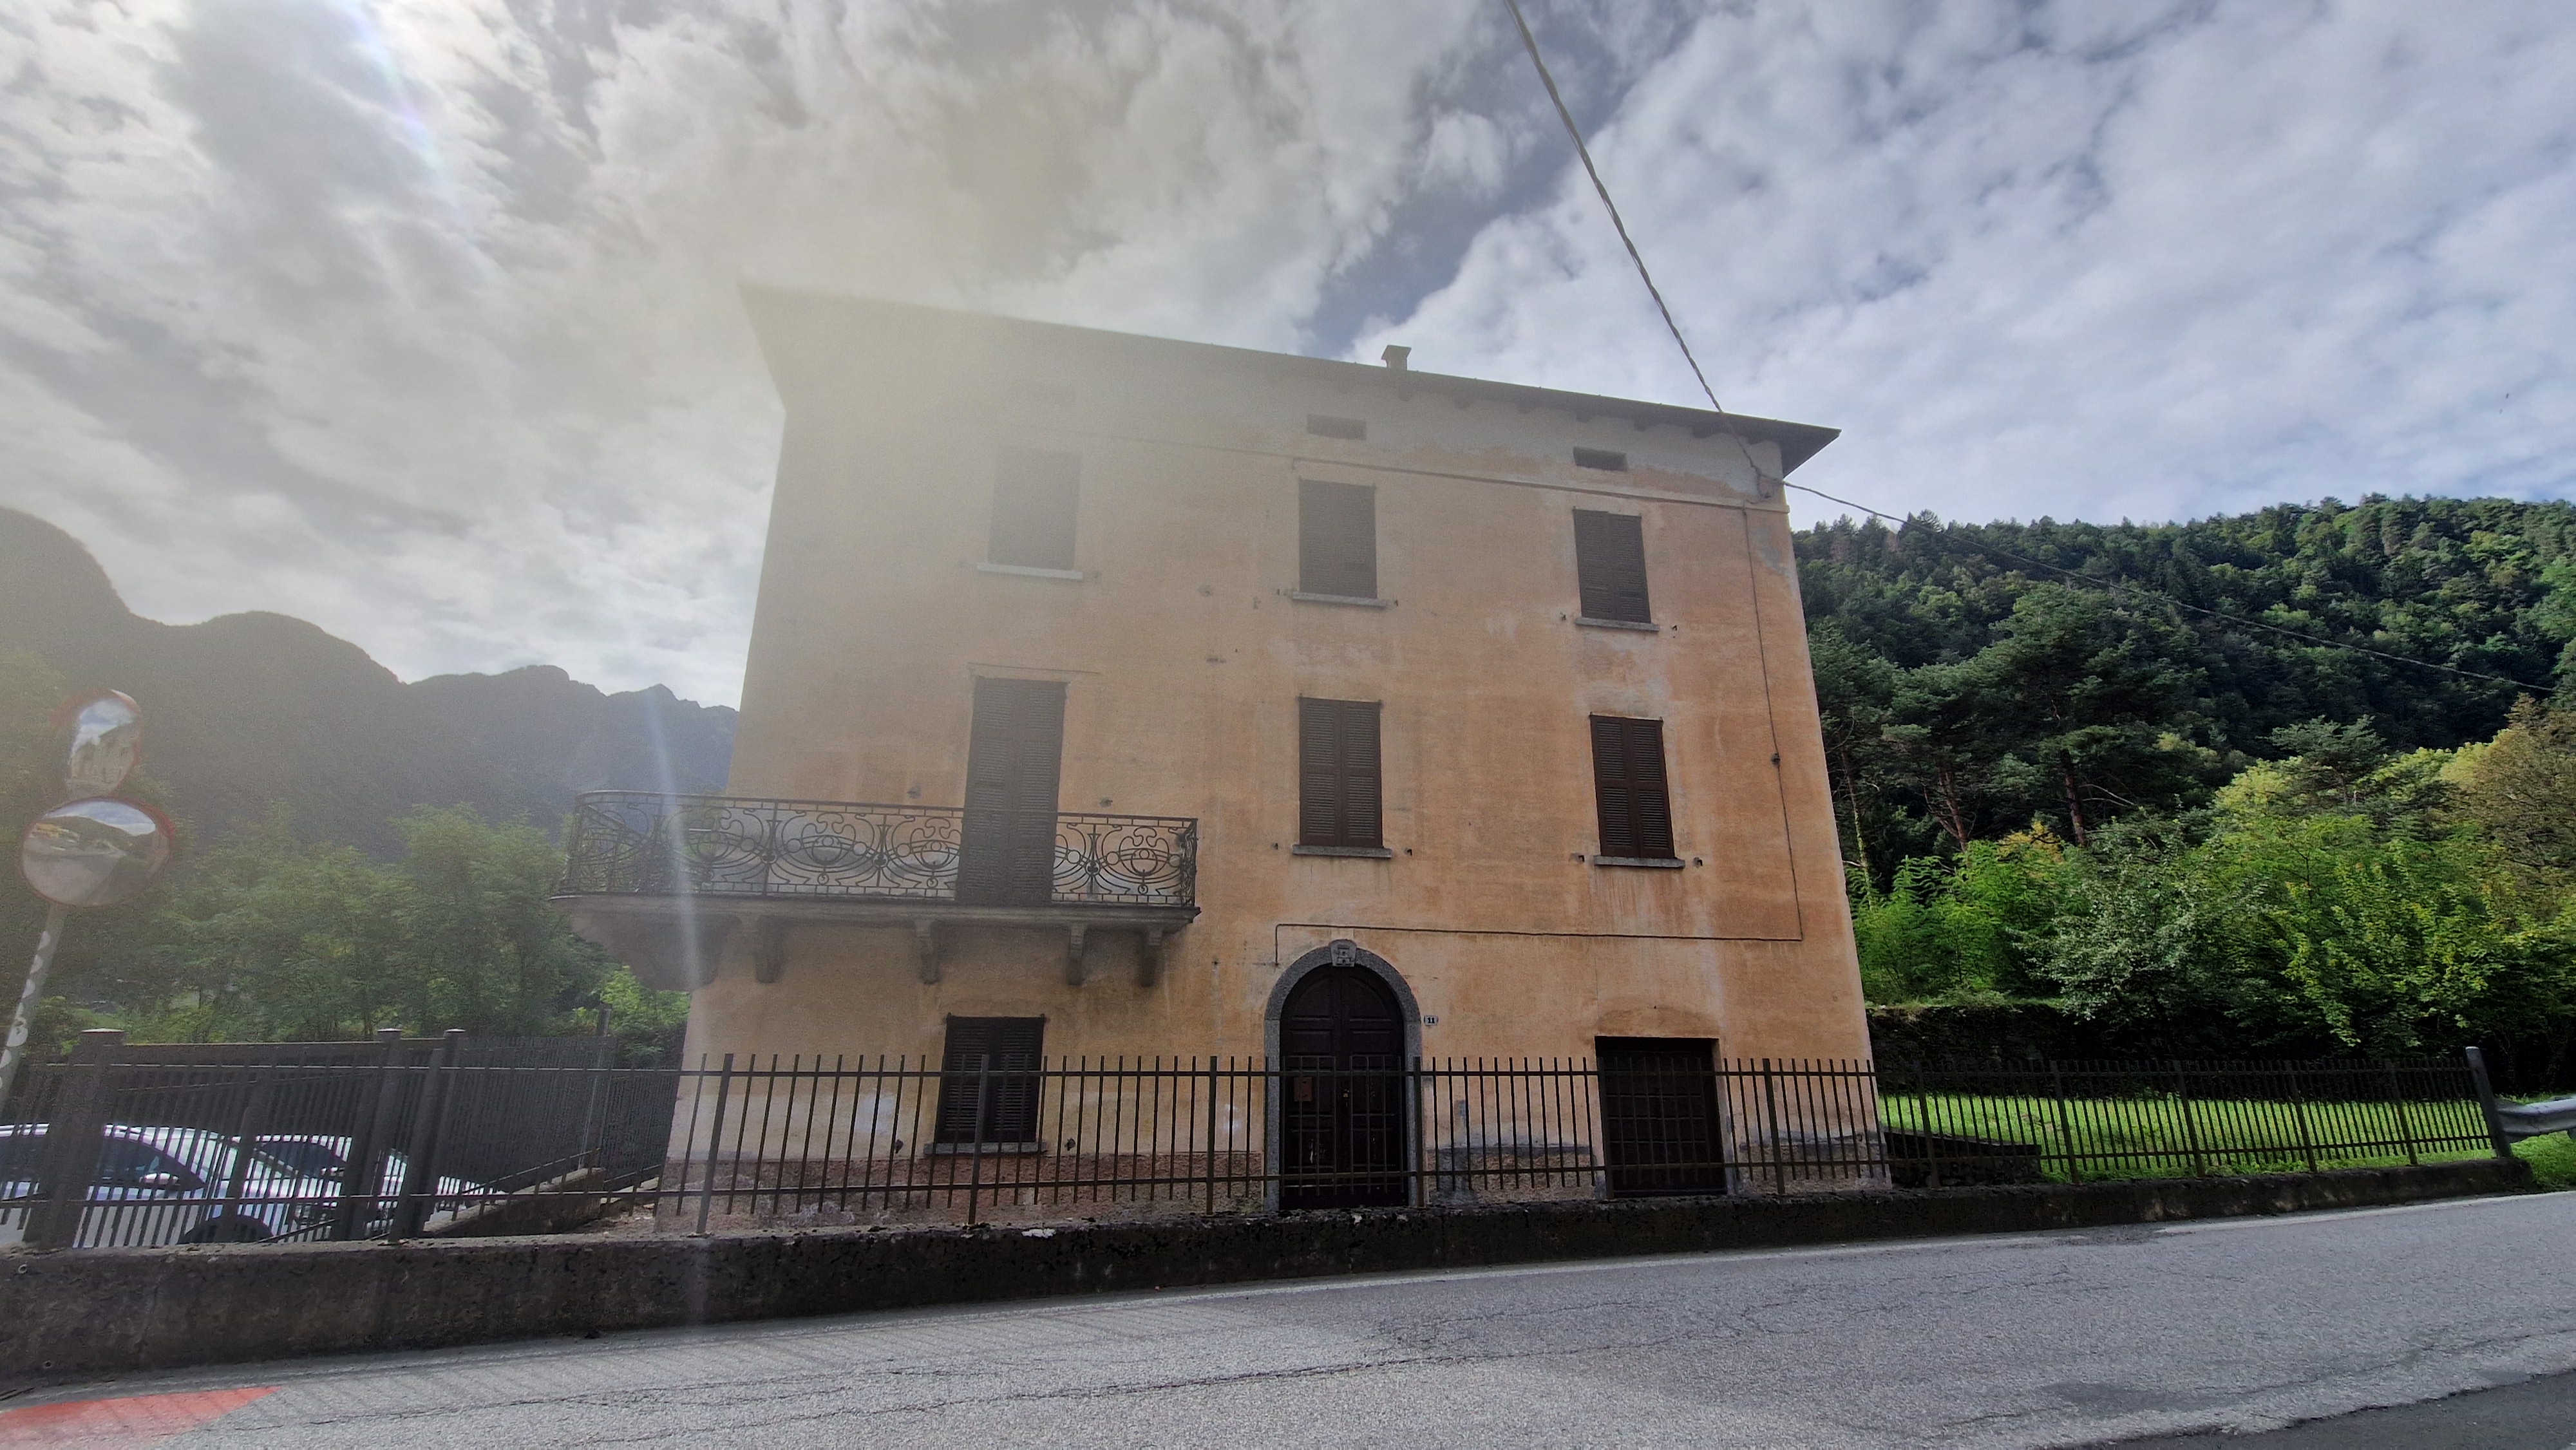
0, 1159, 2533, 1383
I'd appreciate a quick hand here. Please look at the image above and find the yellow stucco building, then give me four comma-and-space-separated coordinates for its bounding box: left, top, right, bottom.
559, 288, 1870, 1206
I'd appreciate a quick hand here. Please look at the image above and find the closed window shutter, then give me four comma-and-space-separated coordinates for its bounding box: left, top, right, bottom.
989, 447, 1081, 569
960, 678, 1066, 905
937, 1017, 1045, 1143
1299, 480, 1378, 598
1591, 715, 1675, 858
1300, 697, 1383, 848
1574, 511, 1651, 623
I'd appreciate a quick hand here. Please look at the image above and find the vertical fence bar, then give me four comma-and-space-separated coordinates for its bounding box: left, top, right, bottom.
2047, 1061, 2081, 1185
1759, 1059, 1788, 1197
2284, 1063, 2320, 1173
391, 1030, 467, 1239
1204, 1056, 1220, 1215
2384, 1061, 2418, 1166
694, 1053, 735, 1236
2170, 1060, 2208, 1179
334, 1028, 406, 1240
965, 1053, 990, 1226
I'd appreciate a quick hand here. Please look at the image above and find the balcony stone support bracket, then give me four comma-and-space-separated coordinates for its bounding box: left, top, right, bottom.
556, 893, 1194, 993
753, 920, 790, 985
1139, 927, 1168, 989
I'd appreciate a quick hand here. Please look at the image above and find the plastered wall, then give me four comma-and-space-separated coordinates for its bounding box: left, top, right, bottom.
683, 293, 1869, 1069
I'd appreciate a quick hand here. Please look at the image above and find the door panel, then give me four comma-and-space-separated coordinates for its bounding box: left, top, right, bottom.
1597, 1037, 1726, 1197
958, 678, 1067, 906
1280, 965, 1407, 1209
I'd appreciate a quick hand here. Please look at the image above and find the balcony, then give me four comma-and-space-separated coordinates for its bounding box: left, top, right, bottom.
554, 791, 1199, 991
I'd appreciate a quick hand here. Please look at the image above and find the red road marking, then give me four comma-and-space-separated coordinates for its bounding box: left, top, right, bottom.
0, 1387, 276, 1447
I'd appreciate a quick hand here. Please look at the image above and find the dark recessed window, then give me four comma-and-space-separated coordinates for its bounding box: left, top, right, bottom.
988, 446, 1081, 570
1589, 715, 1676, 860
1298, 478, 1378, 598
1299, 697, 1383, 850
1573, 510, 1652, 623
1573, 447, 1628, 472
1307, 414, 1367, 441
936, 1016, 1045, 1144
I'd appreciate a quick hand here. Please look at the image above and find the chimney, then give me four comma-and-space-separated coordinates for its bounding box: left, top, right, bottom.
1381, 344, 1411, 372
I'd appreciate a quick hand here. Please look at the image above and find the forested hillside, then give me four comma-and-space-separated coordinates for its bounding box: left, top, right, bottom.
1798, 495, 2576, 876
1799, 496, 2576, 1087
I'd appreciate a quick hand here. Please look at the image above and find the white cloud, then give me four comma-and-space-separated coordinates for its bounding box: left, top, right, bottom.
1363, 0, 2576, 530
1, 0, 2567, 709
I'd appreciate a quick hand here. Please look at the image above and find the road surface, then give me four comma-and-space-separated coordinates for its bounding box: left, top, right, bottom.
6, 1191, 2573, 1448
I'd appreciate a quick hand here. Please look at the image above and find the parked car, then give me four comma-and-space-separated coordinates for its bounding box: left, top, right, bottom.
249, 1134, 485, 1219
0, 1122, 342, 1247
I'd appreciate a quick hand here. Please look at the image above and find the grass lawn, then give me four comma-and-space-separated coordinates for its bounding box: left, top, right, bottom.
1879, 1091, 2515, 1183
2510, 1127, 2576, 1191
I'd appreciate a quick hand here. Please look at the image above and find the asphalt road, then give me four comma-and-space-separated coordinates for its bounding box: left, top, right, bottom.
8, 1191, 2575, 1449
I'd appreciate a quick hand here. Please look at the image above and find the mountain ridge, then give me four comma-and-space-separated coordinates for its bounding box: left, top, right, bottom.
0, 507, 734, 854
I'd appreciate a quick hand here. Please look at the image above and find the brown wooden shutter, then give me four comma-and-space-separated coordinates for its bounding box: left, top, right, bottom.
1299, 697, 1383, 848
1299, 480, 1378, 598
1590, 715, 1676, 859
989, 447, 1081, 570
936, 1016, 1045, 1143
1574, 510, 1651, 623
960, 678, 1067, 904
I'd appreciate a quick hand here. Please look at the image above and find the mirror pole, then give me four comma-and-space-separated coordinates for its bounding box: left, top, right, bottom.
0, 901, 70, 1115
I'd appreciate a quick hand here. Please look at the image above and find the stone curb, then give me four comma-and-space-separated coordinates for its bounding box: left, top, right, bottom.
0, 1158, 2533, 1382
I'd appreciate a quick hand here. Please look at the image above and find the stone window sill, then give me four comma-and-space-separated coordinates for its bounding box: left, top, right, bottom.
923, 1142, 1046, 1156
1293, 844, 1395, 858
1288, 591, 1394, 608
978, 561, 1084, 581
1575, 616, 1658, 632
1591, 855, 1684, 869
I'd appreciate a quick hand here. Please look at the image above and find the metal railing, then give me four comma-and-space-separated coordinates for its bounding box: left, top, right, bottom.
1, 1046, 2508, 1247
560, 791, 1197, 909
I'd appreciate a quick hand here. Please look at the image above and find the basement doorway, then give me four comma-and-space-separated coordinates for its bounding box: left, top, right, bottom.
1280, 963, 1408, 1209
1596, 1037, 1727, 1198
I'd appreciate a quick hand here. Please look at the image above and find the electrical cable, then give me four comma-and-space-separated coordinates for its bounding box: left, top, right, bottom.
1502, 0, 2552, 699
1499, 0, 1772, 494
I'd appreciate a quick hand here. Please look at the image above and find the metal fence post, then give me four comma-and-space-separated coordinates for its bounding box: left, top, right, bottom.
391, 1029, 466, 1239
2048, 1061, 2082, 1185
2171, 1060, 2208, 1178
1760, 1059, 1788, 1196
694, 1053, 735, 1236
2385, 1061, 2418, 1166
2464, 1047, 2515, 1160
2284, 1063, 2320, 1173
1203, 1057, 1220, 1216
28, 1028, 124, 1250
334, 1028, 407, 1239
965, 1053, 990, 1227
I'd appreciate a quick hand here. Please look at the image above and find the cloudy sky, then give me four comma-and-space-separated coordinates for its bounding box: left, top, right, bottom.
3, 1, 2568, 706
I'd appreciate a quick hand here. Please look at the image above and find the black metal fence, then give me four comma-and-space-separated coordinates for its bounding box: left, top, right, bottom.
2, 1030, 676, 1250
1, 1042, 2510, 1248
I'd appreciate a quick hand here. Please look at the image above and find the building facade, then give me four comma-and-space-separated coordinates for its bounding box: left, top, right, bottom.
557, 289, 1870, 1198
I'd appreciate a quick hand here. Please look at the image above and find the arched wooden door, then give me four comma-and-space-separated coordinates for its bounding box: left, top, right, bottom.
1279, 964, 1408, 1209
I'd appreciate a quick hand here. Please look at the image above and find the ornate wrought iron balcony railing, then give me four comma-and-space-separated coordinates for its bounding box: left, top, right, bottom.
560, 791, 1198, 912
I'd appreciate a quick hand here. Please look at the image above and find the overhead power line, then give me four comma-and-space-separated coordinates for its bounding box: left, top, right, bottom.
1501, 1, 2554, 699
1499, 0, 1769, 492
